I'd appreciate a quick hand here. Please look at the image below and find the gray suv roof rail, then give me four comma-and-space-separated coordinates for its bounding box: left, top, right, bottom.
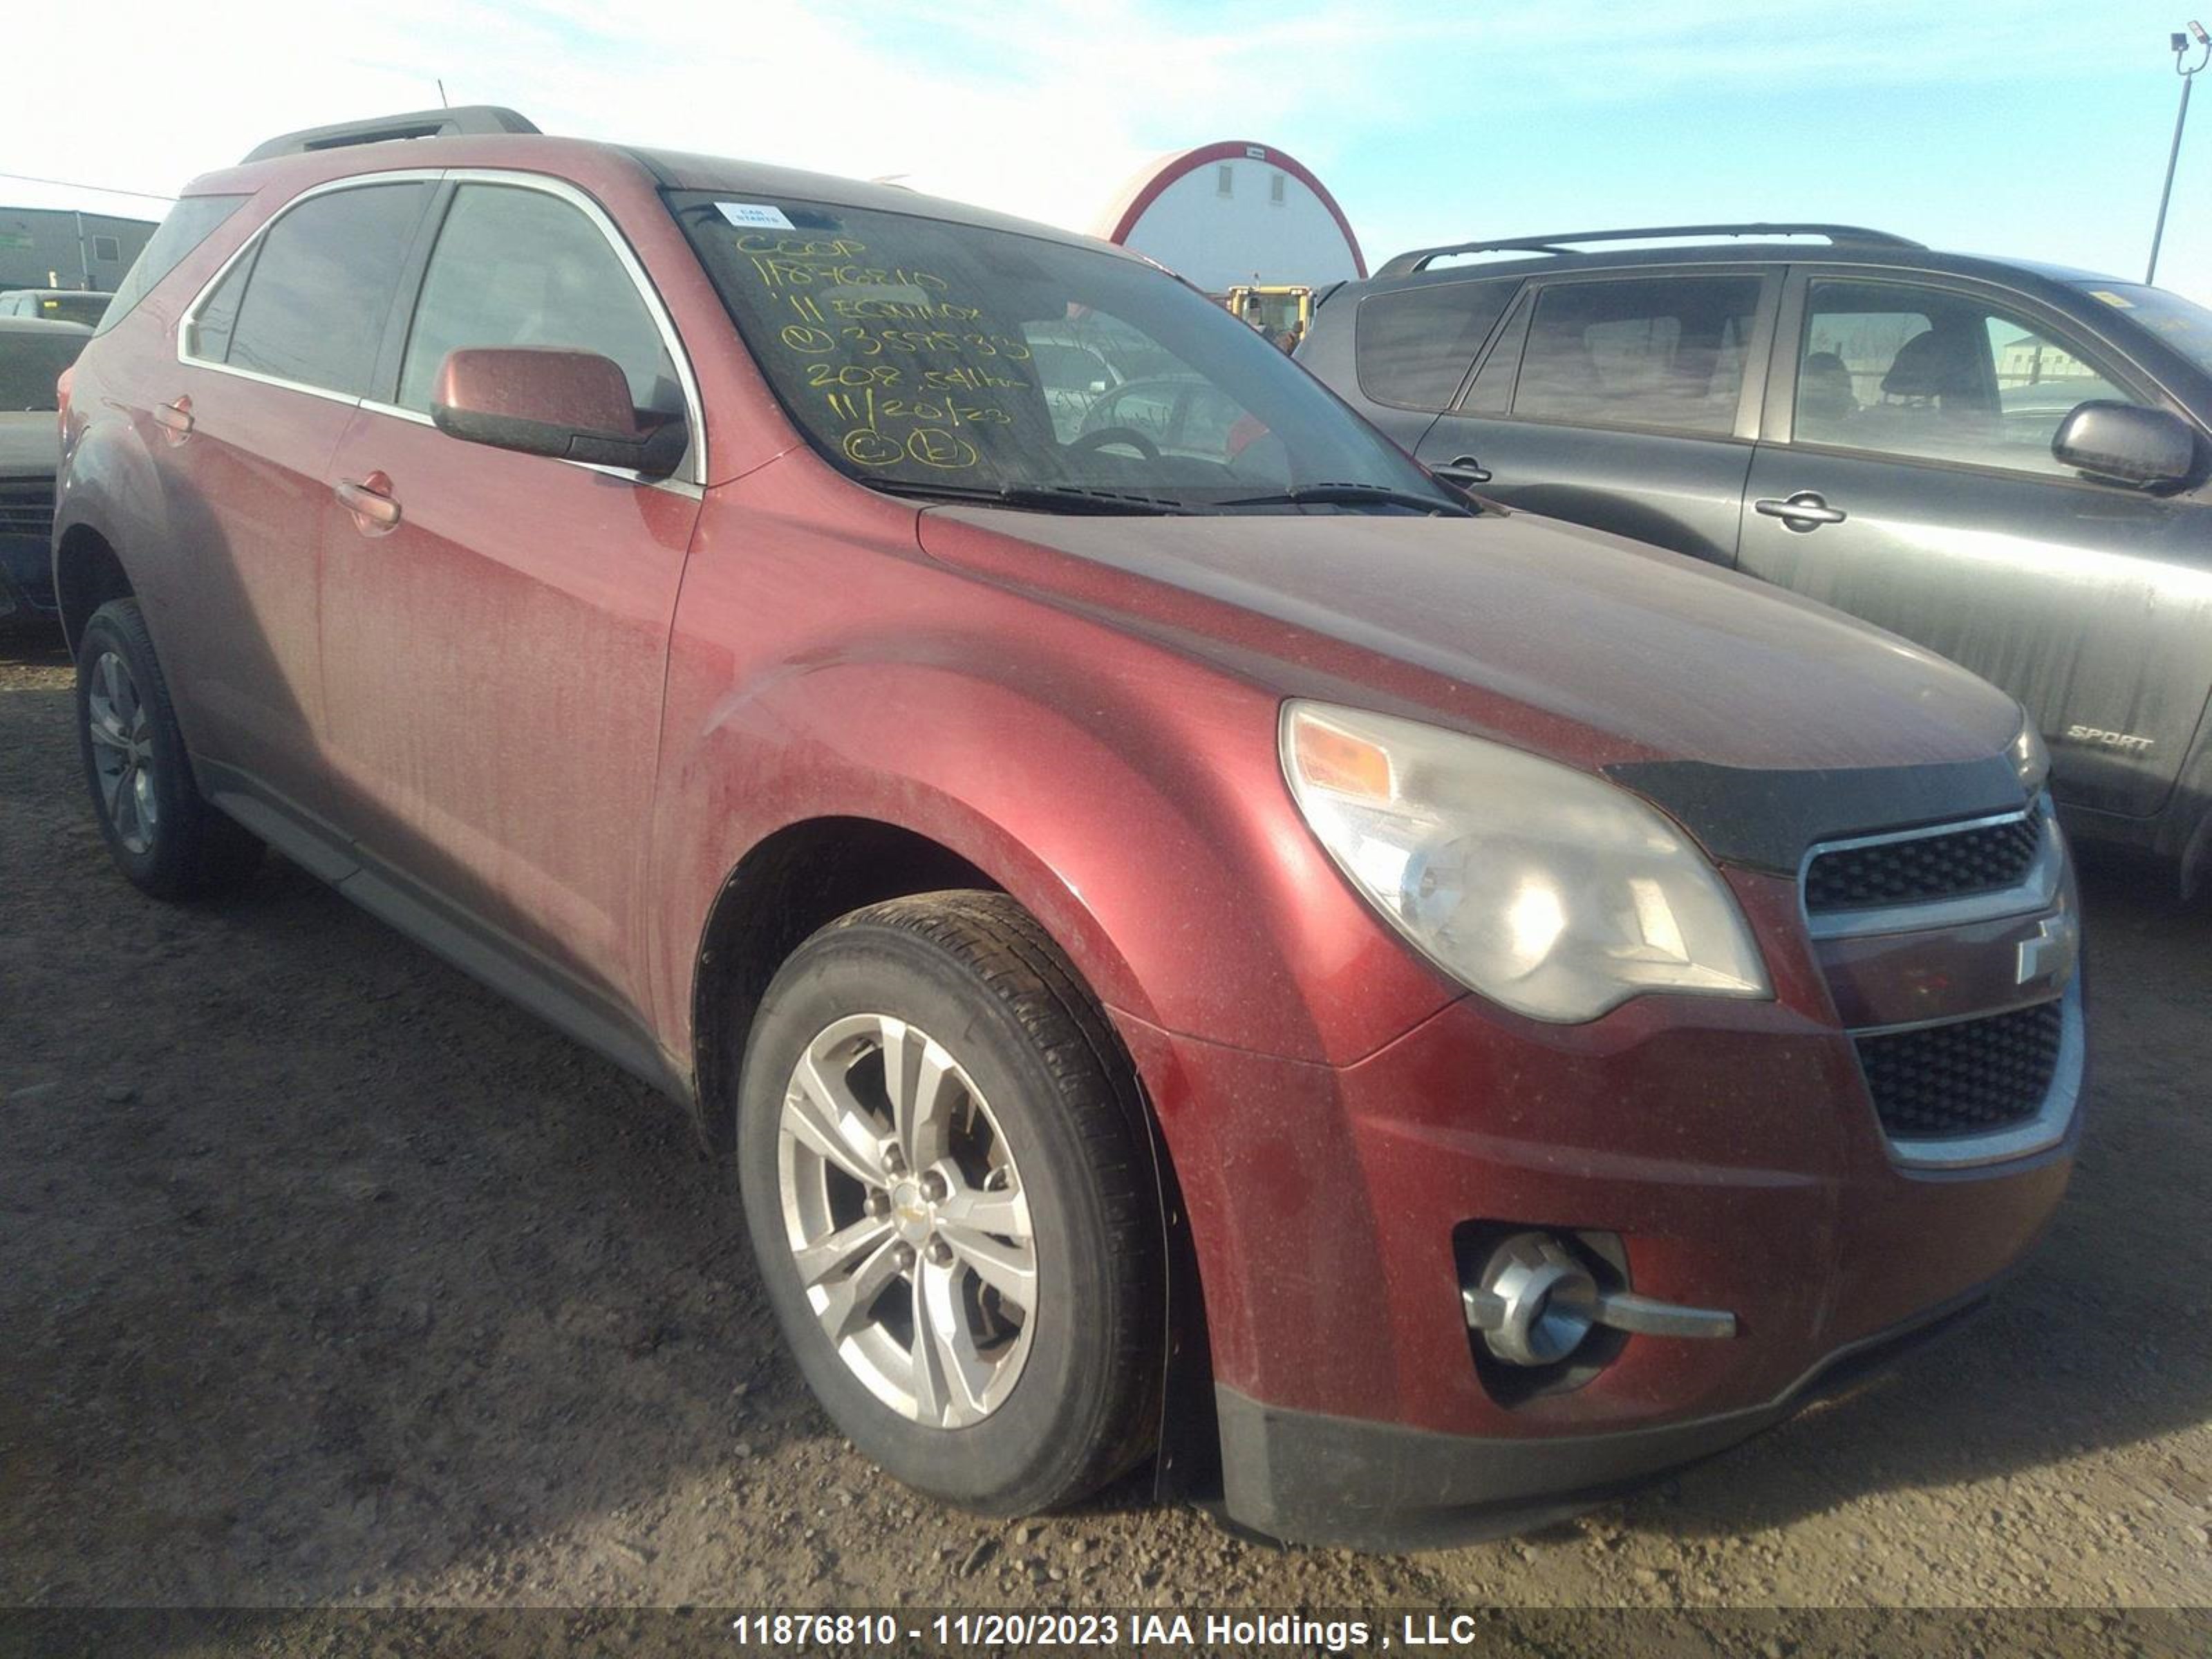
1377, 223, 1925, 276
241, 106, 541, 165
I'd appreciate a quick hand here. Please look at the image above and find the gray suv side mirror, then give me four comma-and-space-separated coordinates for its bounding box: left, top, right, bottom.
2052, 401, 2197, 490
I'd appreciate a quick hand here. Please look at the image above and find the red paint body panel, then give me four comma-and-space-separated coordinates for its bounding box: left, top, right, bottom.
1120, 868, 2072, 1438
316, 404, 699, 1011
649, 456, 1459, 1067
1815, 885, 2080, 1029
140, 371, 353, 807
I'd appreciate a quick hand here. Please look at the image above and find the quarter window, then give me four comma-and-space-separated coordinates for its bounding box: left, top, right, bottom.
217, 182, 433, 395
1795, 280, 2142, 478
396, 183, 682, 418
1512, 275, 1761, 435
1355, 279, 1516, 410
95, 193, 247, 338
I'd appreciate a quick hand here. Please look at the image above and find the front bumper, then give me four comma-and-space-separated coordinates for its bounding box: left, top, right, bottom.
1213, 1283, 1993, 1550
1116, 867, 2080, 1548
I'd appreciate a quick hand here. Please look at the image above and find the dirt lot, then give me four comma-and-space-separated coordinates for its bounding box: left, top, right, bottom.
3, 633, 2209, 1633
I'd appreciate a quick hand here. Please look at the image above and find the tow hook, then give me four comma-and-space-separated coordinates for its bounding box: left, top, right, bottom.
1462, 1231, 1737, 1367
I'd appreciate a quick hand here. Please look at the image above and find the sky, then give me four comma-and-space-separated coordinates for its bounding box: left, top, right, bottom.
8, 0, 2209, 309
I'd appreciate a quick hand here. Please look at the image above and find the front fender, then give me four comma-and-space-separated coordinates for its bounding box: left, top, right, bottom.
647, 474, 1456, 1077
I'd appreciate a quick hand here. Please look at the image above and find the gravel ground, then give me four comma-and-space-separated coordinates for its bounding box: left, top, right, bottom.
3, 634, 2209, 1640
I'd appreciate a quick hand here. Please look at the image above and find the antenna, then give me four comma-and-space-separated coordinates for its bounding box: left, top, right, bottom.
436, 78, 451, 109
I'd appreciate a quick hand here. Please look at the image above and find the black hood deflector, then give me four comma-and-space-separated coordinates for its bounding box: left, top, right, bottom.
1604, 754, 2029, 876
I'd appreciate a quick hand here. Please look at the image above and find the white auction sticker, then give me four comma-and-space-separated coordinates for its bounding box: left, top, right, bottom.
716, 202, 797, 231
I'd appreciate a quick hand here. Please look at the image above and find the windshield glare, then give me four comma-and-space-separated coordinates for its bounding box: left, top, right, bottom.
2082, 283, 2212, 379
671, 192, 1458, 514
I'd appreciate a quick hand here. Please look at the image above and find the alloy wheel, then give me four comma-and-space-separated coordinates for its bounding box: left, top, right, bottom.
85, 649, 159, 856
776, 1012, 1038, 1429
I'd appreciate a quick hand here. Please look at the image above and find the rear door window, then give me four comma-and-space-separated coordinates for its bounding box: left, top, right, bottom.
1354, 279, 1516, 409
394, 182, 682, 418
1512, 274, 1762, 435
214, 182, 433, 396
95, 194, 249, 337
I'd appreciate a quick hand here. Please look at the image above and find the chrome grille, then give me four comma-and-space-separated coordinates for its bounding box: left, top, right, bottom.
1855, 1001, 2065, 1141
1806, 813, 2041, 913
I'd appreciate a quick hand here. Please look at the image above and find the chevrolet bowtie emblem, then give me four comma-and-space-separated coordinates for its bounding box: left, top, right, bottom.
2016, 915, 2080, 988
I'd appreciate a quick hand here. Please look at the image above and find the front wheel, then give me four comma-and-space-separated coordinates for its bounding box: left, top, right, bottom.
737, 892, 1163, 1515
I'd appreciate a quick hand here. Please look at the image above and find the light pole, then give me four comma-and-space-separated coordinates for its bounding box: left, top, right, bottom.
2148, 21, 2211, 285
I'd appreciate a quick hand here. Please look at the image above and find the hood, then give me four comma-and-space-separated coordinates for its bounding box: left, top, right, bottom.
921, 505, 2019, 771
0, 413, 60, 475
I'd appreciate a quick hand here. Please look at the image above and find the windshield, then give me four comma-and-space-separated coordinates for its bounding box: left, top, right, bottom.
2079, 283, 2212, 378
0, 331, 86, 411
671, 192, 1461, 515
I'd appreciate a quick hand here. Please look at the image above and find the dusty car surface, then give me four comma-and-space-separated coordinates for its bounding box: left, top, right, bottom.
53, 113, 2081, 1549
1297, 223, 2212, 889
1, 313, 91, 629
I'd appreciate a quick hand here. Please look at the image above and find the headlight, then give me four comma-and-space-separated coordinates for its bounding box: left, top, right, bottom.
1281, 702, 1770, 1023
2009, 711, 2052, 797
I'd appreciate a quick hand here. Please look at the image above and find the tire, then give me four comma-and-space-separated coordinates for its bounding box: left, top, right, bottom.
75, 597, 262, 900
737, 891, 1163, 1515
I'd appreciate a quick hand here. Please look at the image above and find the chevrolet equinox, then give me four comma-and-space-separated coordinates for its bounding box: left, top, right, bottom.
52, 109, 2083, 1549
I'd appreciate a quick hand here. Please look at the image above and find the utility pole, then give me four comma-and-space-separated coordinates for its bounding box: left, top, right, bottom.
2148, 21, 2210, 285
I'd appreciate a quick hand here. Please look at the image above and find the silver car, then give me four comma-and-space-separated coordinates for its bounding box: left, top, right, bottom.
0, 315, 91, 629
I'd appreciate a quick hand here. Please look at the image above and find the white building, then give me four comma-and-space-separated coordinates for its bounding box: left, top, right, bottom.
1093, 142, 1365, 293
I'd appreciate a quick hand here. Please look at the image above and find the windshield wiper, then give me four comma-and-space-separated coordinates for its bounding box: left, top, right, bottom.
872, 480, 1197, 516
1221, 482, 1476, 517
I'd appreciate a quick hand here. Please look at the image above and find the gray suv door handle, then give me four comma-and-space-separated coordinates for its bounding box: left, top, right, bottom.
1433, 455, 1492, 486
1755, 491, 1847, 530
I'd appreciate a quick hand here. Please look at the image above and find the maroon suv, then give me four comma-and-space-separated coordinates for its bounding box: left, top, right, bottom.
50, 107, 2082, 1549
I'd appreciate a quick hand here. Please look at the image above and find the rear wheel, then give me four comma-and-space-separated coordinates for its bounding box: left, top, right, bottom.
737, 892, 1163, 1514
75, 598, 261, 899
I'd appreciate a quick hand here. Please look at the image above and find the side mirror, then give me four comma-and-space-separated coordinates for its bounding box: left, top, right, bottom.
431, 346, 686, 480
2052, 400, 2196, 489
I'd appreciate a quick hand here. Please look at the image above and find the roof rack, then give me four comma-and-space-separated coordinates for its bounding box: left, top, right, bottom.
241, 106, 540, 165
1377, 223, 1924, 277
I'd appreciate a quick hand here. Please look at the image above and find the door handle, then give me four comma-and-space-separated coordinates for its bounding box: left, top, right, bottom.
1754, 490, 1847, 531
335, 475, 402, 533
1432, 454, 1493, 486
153, 397, 193, 444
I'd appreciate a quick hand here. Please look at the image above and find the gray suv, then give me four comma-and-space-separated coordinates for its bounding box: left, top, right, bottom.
1300, 224, 2212, 885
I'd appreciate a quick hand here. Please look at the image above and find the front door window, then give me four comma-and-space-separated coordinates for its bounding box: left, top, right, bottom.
1793, 280, 2143, 478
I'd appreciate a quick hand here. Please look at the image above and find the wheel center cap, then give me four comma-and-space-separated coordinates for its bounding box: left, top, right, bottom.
890, 1179, 931, 1241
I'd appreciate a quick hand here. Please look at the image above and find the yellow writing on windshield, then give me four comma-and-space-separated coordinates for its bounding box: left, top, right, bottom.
735, 221, 1042, 476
